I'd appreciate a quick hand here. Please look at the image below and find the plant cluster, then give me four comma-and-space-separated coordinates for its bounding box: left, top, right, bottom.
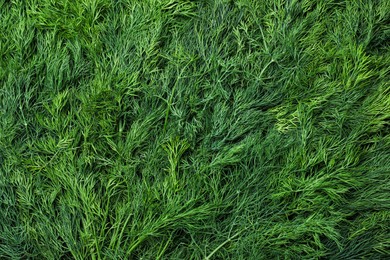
1, 0, 389, 259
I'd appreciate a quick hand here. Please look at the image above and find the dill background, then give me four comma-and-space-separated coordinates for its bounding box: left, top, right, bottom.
1, 0, 389, 259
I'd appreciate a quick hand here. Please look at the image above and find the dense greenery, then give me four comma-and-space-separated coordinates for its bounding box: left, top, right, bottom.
1, 0, 389, 259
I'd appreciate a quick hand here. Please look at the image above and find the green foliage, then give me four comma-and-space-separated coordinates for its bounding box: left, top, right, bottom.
1, 0, 389, 259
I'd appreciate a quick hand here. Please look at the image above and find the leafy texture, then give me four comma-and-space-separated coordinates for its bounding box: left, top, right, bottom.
1, 0, 389, 259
